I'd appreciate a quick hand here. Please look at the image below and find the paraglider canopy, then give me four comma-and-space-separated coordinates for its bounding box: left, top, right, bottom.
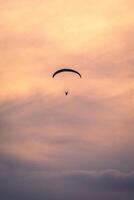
52, 68, 82, 78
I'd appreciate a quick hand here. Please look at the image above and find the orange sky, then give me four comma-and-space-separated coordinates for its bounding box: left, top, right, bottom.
0, 0, 134, 97
0, 1, 134, 199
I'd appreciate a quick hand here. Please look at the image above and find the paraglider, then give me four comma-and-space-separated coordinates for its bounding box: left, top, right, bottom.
52, 68, 82, 95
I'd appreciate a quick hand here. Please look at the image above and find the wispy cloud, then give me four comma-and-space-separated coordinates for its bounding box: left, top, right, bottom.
0, 92, 133, 171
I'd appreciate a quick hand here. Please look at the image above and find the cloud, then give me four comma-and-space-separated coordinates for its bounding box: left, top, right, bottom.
62, 170, 134, 191
0, 167, 134, 200
0, 92, 134, 172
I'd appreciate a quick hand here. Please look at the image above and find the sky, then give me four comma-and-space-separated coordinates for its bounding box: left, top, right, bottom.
0, 0, 134, 199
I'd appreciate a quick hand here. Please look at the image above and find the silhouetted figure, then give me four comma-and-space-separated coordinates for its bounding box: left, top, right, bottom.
65, 91, 68, 96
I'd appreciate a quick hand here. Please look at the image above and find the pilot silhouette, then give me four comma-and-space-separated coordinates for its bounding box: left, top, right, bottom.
65, 91, 68, 96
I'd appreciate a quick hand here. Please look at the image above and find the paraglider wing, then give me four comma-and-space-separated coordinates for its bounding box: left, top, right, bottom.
52, 68, 82, 78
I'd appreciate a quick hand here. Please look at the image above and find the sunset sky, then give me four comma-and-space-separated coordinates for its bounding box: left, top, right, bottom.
0, 0, 134, 199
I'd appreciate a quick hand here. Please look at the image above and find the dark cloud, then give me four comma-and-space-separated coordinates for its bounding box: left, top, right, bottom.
0, 167, 134, 200
62, 170, 134, 191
